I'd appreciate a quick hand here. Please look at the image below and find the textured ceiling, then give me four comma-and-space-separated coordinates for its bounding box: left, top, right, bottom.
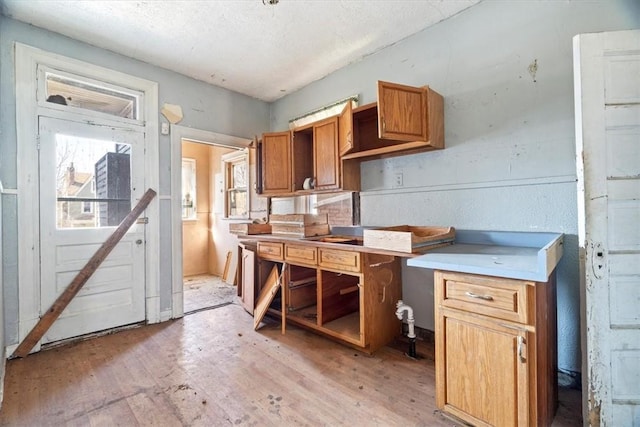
1, 0, 480, 102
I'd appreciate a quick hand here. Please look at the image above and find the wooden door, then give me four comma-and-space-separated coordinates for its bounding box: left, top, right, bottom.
240, 246, 255, 314
313, 117, 340, 190
377, 80, 428, 142
38, 116, 146, 344
574, 29, 640, 426
338, 101, 354, 156
261, 131, 292, 194
439, 311, 529, 426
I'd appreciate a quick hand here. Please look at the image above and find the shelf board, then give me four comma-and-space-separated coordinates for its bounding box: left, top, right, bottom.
341, 140, 433, 160
322, 311, 362, 346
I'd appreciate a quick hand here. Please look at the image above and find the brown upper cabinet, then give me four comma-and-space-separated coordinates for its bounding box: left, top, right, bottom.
261, 131, 292, 195
340, 80, 444, 160
259, 80, 444, 196
292, 116, 341, 192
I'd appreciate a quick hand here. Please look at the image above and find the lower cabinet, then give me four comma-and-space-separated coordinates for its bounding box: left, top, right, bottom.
238, 243, 257, 314
255, 242, 402, 354
434, 270, 557, 427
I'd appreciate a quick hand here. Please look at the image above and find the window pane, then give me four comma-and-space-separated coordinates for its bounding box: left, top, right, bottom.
46, 72, 139, 120
56, 135, 131, 229
232, 161, 247, 188
182, 159, 197, 220
228, 189, 248, 217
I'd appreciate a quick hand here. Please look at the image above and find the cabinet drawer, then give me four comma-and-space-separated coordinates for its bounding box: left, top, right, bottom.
285, 244, 317, 266
438, 272, 529, 324
287, 281, 317, 312
257, 242, 284, 261
319, 249, 361, 273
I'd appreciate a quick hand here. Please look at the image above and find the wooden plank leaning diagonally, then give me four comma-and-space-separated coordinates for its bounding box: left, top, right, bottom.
12, 188, 158, 358
222, 251, 232, 283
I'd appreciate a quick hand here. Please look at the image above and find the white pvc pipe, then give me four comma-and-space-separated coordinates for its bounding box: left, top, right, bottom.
395, 300, 416, 339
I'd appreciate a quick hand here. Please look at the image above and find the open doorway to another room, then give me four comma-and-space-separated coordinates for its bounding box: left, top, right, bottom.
181, 139, 239, 313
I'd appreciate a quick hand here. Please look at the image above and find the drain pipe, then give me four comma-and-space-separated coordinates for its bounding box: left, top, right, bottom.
395, 300, 417, 359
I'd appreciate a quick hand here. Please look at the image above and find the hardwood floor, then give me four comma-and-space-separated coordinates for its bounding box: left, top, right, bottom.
183, 274, 236, 314
0, 303, 582, 426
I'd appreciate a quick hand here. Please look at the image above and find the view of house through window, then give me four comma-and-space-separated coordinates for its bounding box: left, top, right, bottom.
55, 134, 131, 229
223, 150, 248, 218
182, 158, 197, 220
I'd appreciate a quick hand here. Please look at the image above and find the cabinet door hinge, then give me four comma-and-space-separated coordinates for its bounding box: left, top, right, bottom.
36, 135, 41, 150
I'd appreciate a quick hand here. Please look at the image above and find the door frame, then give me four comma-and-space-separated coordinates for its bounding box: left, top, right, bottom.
13, 43, 159, 355
169, 125, 251, 319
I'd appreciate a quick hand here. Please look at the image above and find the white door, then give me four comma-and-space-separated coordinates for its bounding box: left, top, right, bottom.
574, 30, 640, 425
38, 116, 146, 343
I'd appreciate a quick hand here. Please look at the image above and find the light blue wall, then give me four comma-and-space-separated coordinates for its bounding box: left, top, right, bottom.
0, 16, 270, 345
270, 0, 640, 375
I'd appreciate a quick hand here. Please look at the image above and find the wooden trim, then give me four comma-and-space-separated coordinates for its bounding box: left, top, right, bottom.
15, 43, 162, 348
12, 189, 157, 358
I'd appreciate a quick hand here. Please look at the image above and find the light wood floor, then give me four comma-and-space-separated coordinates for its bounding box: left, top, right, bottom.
183, 274, 236, 314
1, 303, 582, 426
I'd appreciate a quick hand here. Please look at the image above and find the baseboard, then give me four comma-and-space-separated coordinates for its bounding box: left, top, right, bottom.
558, 368, 582, 390
402, 324, 435, 343
0, 348, 5, 408
160, 309, 174, 322
5, 344, 17, 359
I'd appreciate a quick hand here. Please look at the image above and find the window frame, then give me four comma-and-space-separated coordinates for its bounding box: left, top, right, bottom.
222, 149, 250, 219
37, 65, 145, 126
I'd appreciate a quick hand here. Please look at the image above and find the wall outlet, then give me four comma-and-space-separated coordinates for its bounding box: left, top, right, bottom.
394, 172, 403, 187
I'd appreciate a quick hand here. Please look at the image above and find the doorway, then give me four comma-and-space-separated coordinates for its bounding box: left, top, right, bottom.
170, 126, 252, 318
181, 139, 239, 313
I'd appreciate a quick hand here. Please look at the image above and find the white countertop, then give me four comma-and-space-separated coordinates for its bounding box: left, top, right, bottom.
407, 230, 563, 282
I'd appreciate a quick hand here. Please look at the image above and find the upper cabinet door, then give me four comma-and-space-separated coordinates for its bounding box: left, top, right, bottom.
262, 131, 292, 195
338, 101, 354, 156
313, 117, 340, 190
377, 80, 429, 142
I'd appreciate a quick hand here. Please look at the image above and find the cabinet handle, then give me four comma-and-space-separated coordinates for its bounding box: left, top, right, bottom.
517, 336, 526, 363
382, 117, 386, 133
465, 291, 494, 301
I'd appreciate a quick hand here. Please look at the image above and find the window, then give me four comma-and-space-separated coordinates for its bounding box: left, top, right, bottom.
223, 150, 249, 218
39, 66, 142, 121
55, 134, 131, 229
182, 158, 197, 220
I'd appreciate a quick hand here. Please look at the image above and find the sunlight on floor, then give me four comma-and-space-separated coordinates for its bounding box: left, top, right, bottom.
183, 274, 237, 313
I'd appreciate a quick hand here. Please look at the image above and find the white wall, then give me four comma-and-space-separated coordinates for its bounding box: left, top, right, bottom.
270, 1, 640, 375
0, 17, 270, 346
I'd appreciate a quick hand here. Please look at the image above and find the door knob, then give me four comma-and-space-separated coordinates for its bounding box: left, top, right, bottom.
136, 239, 143, 245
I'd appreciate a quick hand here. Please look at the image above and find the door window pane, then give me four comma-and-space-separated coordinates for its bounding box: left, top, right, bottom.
56, 135, 131, 228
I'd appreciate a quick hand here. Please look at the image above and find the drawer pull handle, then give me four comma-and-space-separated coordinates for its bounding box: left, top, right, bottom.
518, 336, 527, 363
465, 291, 494, 301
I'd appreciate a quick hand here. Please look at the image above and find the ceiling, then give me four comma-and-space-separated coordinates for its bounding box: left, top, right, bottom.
1, 0, 481, 102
